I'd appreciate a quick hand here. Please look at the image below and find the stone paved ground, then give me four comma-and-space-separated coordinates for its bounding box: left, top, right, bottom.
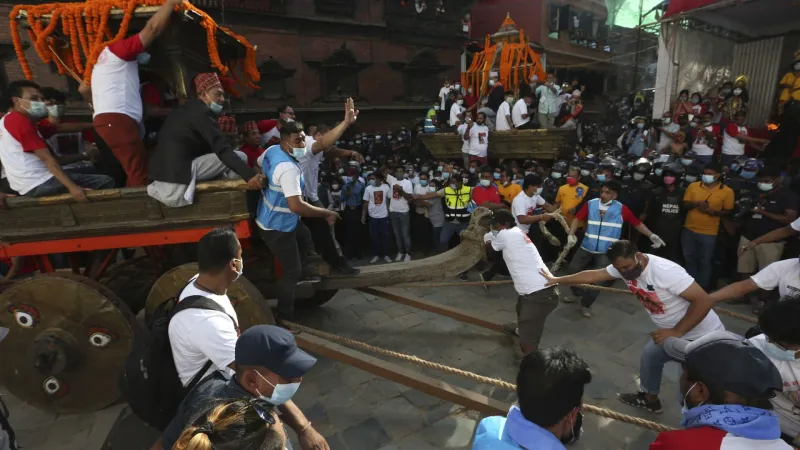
2, 274, 756, 450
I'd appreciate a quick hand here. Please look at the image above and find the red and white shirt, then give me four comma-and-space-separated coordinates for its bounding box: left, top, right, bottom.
91, 34, 145, 122
650, 426, 792, 450
0, 112, 54, 194
722, 123, 749, 156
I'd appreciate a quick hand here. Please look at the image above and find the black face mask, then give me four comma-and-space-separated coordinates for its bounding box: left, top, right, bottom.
561, 411, 583, 445
619, 258, 644, 280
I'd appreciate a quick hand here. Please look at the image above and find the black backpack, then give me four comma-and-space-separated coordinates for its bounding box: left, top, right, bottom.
120, 292, 237, 431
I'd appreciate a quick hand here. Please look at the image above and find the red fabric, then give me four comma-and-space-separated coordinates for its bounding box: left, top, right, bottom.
194, 73, 222, 95
141, 83, 163, 107
4, 111, 48, 152
464, 94, 477, 109
471, 184, 501, 206
650, 426, 727, 449
664, 0, 722, 18
107, 34, 144, 62
469, 155, 488, 165
93, 113, 149, 187
38, 118, 94, 142
217, 116, 237, 134
239, 143, 264, 168
257, 119, 278, 134
575, 203, 642, 226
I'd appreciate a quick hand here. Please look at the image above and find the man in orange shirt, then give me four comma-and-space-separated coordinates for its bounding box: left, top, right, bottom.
497, 169, 522, 206
554, 166, 588, 226
682, 162, 734, 290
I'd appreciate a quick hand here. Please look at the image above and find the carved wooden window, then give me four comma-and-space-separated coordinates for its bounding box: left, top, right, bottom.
315, 0, 355, 17
257, 58, 289, 100
321, 46, 359, 101
405, 49, 440, 103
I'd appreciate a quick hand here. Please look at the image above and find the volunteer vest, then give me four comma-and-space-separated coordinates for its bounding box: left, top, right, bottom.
582, 198, 623, 253
256, 146, 305, 232
443, 185, 472, 221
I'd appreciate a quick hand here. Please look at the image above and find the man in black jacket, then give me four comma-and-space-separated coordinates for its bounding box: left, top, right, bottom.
147, 72, 264, 207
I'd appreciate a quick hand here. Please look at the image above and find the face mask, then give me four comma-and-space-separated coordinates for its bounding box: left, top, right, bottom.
506, 97, 514, 104
740, 170, 756, 179
437, 165, 444, 172
457, 99, 464, 105
535, 187, 543, 195
758, 182, 774, 192
551, 172, 562, 179
681, 382, 702, 415
450, 183, 458, 190
663, 176, 676, 185
733, 88, 742, 95
488, 79, 495, 86
136, 52, 151, 65
255, 371, 301, 406
701, 174, 716, 184
23, 99, 48, 118
681, 159, 693, 166
493, 173, 501, 180
763, 341, 799, 361
419, 180, 429, 187
560, 411, 583, 445
567, 177, 578, 186
633, 173, 645, 181
689, 122, 698, 128
428, 186, 437, 193
232, 258, 243, 281
289, 145, 306, 159
691, 98, 699, 105
655, 168, 663, 176
596, 174, 607, 182
619, 257, 644, 280
685, 175, 698, 183
637, 123, 644, 129
369, 180, 376, 186
469, 167, 476, 174
480, 179, 491, 187
581, 170, 590, 176
442, 172, 451, 180
209, 101, 224, 114
663, 118, 671, 124
47, 104, 65, 118
454, 83, 461, 89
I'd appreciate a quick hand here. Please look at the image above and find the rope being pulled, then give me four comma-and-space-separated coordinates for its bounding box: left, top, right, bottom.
282, 320, 676, 433
394, 281, 758, 325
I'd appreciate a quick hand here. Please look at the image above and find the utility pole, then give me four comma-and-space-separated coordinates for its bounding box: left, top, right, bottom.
631, 0, 644, 91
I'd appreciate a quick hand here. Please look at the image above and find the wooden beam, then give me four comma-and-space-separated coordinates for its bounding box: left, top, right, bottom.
357, 287, 505, 333
294, 331, 509, 416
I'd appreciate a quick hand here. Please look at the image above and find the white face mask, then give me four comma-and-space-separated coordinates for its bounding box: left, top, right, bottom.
47, 104, 65, 118
535, 187, 543, 195
286, 141, 306, 159
581, 170, 590, 176
255, 371, 301, 406
681, 382, 702, 414
633, 173, 646, 181
232, 258, 243, 281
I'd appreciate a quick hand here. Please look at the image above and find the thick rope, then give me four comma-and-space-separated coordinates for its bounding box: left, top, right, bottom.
282, 320, 676, 433
393, 281, 758, 324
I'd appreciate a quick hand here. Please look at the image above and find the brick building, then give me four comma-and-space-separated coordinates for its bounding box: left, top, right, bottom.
0, 0, 473, 131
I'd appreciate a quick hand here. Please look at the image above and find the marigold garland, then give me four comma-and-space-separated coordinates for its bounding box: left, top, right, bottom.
8, 0, 261, 87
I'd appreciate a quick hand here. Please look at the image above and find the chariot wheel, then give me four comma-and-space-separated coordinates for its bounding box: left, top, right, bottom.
0, 273, 139, 414
144, 263, 274, 329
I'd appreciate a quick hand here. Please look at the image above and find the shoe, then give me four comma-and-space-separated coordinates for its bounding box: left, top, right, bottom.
298, 274, 321, 285
335, 262, 360, 275
404, 254, 411, 263
384, 256, 393, 263
618, 392, 663, 414
501, 322, 519, 336
459, 272, 468, 281
370, 256, 379, 264
581, 307, 592, 318
395, 253, 404, 262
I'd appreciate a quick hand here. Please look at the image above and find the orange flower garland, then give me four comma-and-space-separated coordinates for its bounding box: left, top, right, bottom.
8, 0, 260, 87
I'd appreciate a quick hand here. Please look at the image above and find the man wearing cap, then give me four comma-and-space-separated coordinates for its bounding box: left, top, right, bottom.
218, 115, 239, 148
652, 330, 791, 449
239, 120, 265, 168
483, 209, 559, 355
158, 325, 327, 450
147, 73, 265, 207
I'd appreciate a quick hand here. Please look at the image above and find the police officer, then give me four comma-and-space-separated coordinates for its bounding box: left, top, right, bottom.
627, 157, 655, 220
682, 164, 702, 189
579, 160, 596, 186
542, 160, 568, 203
646, 163, 686, 262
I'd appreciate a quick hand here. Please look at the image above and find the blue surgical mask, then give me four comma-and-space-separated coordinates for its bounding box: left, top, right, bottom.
740, 170, 756, 179
23, 99, 48, 118
136, 52, 151, 65
442, 172, 451, 180
596, 174, 607, 182
701, 174, 716, 184
255, 371, 301, 406
763, 341, 799, 361
419, 180, 429, 187
368, 180, 376, 186
493, 173, 501, 180
209, 101, 224, 115
655, 168, 663, 176
637, 122, 644, 129
681, 159, 693, 166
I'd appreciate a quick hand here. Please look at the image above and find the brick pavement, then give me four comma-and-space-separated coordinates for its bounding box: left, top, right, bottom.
2, 275, 757, 450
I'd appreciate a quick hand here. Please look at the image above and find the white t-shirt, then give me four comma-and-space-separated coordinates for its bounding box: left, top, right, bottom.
438, 86, 452, 110
692, 126, 716, 156
298, 138, 324, 201
722, 125, 747, 156
485, 227, 550, 295
363, 183, 391, 219
386, 174, 413, 213
751, 259, 800, 298
606, 254, 724, 340
0, 112, 54, 195
168, 276, 239, 386
457, 123, 470, 154
468, 124, 489, 157
511, 192, 546, 233
449, 102, 464, 127
512, 99, 530, 128
747, 334, 800, 439
91, 35, 144, 122
657, 123, 680, 151
495, 101, 512, 131
413, 183, 431, 215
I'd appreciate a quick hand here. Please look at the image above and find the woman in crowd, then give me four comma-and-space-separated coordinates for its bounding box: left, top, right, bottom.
173, 398, 285, 450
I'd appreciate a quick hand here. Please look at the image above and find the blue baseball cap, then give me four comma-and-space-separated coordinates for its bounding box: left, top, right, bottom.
235, 325, 316, 379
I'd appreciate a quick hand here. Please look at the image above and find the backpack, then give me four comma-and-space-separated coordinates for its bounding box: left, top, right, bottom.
120, 289, 238, 431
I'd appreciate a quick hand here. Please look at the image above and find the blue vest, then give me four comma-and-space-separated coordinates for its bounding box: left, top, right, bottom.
582, 198, 623, 254
256, 146, 305, 232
